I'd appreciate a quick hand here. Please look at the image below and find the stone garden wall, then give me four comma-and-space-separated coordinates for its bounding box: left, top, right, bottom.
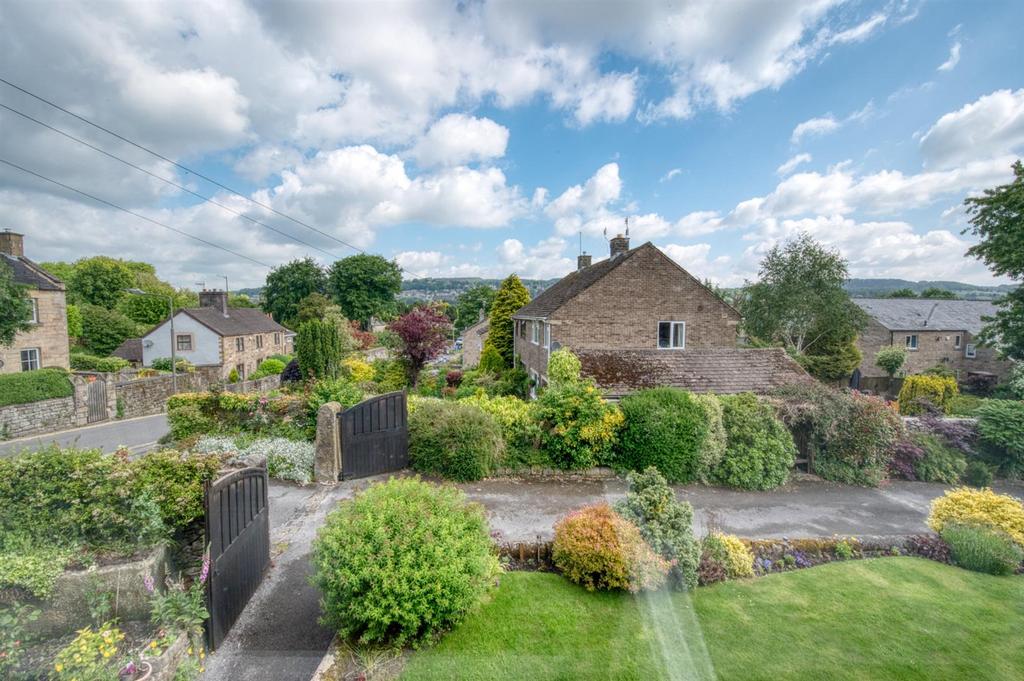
0, 395, 77, 440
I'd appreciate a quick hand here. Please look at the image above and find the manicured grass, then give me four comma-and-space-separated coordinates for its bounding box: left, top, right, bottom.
400, 558, 1024, 681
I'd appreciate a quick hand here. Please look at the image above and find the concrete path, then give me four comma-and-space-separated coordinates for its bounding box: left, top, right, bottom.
0, 413, 169, 457
458, 476, 1024, 543
201, 477, 388, 681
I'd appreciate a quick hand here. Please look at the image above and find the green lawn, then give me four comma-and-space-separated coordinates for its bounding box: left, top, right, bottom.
400, 558, 1024, 681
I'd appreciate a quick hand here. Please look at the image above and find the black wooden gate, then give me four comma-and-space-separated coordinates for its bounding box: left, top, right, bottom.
204, 466, 270, 650
86, 378, 108, 423
339, 391, 409, 479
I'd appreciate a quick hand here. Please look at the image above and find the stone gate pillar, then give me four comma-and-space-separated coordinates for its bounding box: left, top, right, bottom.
314, 401, 343, 483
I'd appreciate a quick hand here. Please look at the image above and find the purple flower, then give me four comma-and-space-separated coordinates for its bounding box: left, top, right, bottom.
143, 574, 155, 594
199, 555, 211, 585
119, 661, 137, 678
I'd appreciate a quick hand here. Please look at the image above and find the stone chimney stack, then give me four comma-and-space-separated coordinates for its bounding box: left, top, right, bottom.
609, 234, 630, 258
199, 289, 229, 316
577, 254, 592, 270
0, 230, 25, 257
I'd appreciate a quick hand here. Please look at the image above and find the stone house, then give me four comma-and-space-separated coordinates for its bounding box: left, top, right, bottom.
141, 290, 292, 380
511, 234, 812, 396
853, 298, 1011, 381
460, 317, 489, 368
0, 230, 70, 374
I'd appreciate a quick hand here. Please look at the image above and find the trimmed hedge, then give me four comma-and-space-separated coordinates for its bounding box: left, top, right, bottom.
713, 393, 796, 490
0, 367, 73, 407
898, 374, 959, 415
618, 388, 710, 483
409, 398, 504, 481
69, 353, 130, 372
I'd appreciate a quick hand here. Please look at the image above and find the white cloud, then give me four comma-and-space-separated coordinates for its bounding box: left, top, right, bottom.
937, 41, 962, 71
791, 115, 840, 144
777, 153, 812, 176
827, 13, 887, 45
408, 114, 510, 167
660, 168, 683, 183
661, 243, 739, 286
545, 162, 623, 236
496, 237, 575, 279
919, 89, 1024, 168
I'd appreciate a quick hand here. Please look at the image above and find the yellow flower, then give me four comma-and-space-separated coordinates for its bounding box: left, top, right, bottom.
54, 663, 64, 672
188, 647, 194, 655
150, 641, 158, 649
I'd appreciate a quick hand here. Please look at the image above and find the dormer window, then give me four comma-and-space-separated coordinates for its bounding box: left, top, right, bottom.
658, 321, 686, 349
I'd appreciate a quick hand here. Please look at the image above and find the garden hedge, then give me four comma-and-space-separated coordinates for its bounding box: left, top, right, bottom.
408, 398, 504, 481
69, 353, 130, 373
713, 393, 795, 490
0, 367, 73, 407
618, 388, 710, 483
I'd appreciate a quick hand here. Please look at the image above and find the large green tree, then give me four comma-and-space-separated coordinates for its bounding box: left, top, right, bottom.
488, 274, 531, 367
453, 284, 496, 335
295, 319, 342, 380
0, 261, 34, 347
80, 304, 140, 356
327, 254, 402, 329
964, 160, 1024, 361
920, 287, 957, 300
262, 258, 327, 328
67, 256, 135, 309
741, 233, 867, 358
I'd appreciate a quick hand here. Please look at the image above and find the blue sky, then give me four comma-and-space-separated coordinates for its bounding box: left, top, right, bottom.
1, 0, 1022, 288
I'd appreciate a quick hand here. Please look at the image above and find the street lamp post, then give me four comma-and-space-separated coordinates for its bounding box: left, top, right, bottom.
127, 288, 177, 394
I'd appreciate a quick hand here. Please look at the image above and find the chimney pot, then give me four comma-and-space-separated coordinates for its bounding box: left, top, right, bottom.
609, 234, 630, 258
0, 230, 25, 258
577, 254, 592, 270
199, 289, 229, 316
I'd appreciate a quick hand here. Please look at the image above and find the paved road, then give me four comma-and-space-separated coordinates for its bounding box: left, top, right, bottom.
0, 413, 169, 457
460, 475, 1024, 543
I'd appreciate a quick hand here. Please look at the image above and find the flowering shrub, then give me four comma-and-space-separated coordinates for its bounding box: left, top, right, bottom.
618, 388, 711, 483
409, 398, 504, 481
52, 621, 125, 681
459, 392, 540, 467
0, 601, 38, 676
248, 438, 316, 484
552, 503, 669, 592
702, 533, 754, 579
532, 382, 624, 469
713, 393, 795, 490
147, 556, 210, 640
312, 478, 499, 646
898, 374, 959, 415
928, 487, 1024, 546
940, 523, 1023, 576
167, 391, 311, 441
614, 467, 700, 590
546, 347, 583, 387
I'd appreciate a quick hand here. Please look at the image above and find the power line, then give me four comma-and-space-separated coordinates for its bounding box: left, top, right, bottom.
0, 101, 341, 260
0, 157, 274, 269
0, 75, 363, 255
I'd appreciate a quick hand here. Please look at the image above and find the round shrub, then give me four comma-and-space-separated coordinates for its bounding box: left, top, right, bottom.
546, 347, 582, 387
618, 388, 710, 483
898, 374, 959, 415
964, 460, 994, 488
459, 392, 542, 468
614, 467, 700, 590
552, 503, 669, 592
281, 358, 302, 383
928, 487, 1024, 546
702, 533, 754, 579
341, 356, 375, 383
940, 523, 1023, 576
312, 478, 499, 646
250, 357, 286, 379
409, 398, 504, 481
712, 393, 796, 490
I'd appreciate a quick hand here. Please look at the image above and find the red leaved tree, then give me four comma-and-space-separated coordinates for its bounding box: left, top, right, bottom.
388, 305, 452, 385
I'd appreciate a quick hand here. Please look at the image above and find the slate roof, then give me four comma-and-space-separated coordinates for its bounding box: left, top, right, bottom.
1, 253, 63, 291
853, 298, 997, 334
576, 348, 815, 397
464, 318, 489, 337
512, 245, 644, 318
112, 338, 143, 363
180, 307, 290, 337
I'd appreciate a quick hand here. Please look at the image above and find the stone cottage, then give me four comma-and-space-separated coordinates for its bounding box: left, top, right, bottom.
0, 230, 70, 374
511, 234, 812, 396
141, 290, 292, 380
853, 298, 1011, 381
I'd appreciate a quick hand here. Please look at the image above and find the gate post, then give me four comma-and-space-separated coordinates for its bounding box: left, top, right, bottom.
314, 401, 343, 483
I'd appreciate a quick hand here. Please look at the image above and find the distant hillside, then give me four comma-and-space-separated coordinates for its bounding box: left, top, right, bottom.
844, 279, 1015, 300
400, 277, 558, 303
235, 287, 263, 303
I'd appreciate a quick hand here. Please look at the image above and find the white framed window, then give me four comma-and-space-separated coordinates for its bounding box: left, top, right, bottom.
954, 334, 962, 349
20, 348, 40, 371
542, 323, 550, 349
531, 320, 540, 345
965, 343, 977, 358
658, 321, 686, 349
29, 298, 38, 324
905, 334, 918, 350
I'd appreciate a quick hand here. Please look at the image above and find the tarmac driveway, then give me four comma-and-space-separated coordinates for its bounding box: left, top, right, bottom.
458, 476, 1024, 543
